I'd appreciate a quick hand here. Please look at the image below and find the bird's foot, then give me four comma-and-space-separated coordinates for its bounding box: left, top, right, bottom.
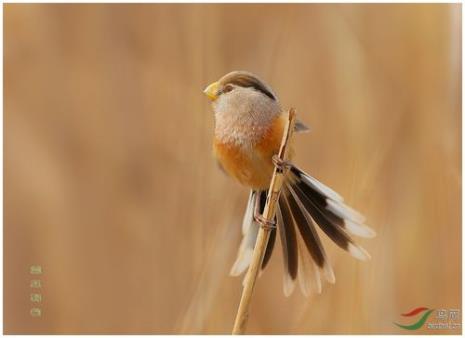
272, 155, 292, 171
254, 213, 276, 230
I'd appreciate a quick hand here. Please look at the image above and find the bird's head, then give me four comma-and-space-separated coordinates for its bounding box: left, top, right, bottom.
203, 71, 277, 103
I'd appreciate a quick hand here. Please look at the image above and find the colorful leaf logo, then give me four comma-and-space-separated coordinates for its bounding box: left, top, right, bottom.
394, 307, 434, 330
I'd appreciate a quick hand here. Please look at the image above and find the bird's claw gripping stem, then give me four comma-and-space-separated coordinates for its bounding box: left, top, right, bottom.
254, 213, 276, 230
272, 154, 292, 171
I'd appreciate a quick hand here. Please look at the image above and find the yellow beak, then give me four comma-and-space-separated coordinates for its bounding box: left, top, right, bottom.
203, 81, 220, 100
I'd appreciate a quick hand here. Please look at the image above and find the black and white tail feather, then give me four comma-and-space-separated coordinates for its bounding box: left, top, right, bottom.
230, 165, 376, 297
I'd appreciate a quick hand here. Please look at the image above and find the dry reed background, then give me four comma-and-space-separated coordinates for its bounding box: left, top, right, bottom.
4, 3, 461, 334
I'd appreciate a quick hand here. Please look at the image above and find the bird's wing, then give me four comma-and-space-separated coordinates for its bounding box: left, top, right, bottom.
294, 119, 310, 133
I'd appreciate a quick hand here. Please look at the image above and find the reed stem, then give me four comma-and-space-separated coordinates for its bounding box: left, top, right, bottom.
232, 108, 296, 334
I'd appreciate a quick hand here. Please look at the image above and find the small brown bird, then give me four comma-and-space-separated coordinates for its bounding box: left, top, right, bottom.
204, 71, 375, 296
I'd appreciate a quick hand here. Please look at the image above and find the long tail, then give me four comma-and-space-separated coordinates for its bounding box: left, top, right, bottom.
230, 165, 375, 296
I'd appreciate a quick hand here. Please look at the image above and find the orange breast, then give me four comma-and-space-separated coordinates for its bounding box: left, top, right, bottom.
213, 115, 288, 190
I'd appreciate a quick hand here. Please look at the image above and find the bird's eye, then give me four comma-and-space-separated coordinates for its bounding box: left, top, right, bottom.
221, 84, 234, 94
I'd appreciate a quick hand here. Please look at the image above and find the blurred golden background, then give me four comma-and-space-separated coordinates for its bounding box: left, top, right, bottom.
4, 3, 461, 334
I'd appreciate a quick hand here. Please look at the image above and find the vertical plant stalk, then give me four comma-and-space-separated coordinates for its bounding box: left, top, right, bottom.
232, 108, 296, 335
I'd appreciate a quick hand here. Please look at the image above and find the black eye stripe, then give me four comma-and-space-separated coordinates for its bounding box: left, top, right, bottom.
228, 77, 276, 101
218, 72, 277, 101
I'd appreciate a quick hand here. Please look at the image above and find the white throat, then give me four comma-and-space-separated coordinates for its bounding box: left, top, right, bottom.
213, 87, 281, 148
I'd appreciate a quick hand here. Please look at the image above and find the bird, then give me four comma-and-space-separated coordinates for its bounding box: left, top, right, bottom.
203, 70, 375, 297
